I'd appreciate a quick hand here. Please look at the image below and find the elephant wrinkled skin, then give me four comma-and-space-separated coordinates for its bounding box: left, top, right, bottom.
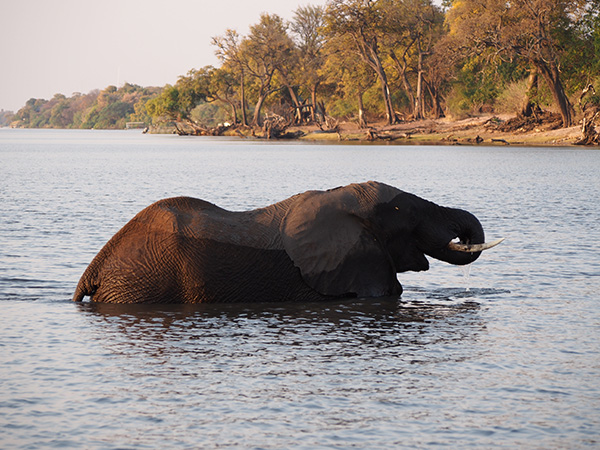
73, 181, 499, 304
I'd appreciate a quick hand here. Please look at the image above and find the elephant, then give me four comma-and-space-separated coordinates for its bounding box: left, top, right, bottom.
73, 181, 503, 304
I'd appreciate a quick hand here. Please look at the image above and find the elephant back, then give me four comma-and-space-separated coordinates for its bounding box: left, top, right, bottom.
139, 196, 284, 250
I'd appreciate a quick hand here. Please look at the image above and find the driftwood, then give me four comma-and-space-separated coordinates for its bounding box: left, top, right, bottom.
575, 112, 600, 146
579, 84, 596, 112
171, 120, 210, 136
366, 129, 411, 141
263, 114, 292, 139
174, 122, 233, 137
317, 115, 339, 132
575, 85, 600, 146
496, 110, 562, 133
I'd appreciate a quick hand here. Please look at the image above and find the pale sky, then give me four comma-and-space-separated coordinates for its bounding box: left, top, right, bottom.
0, 0, 328, 112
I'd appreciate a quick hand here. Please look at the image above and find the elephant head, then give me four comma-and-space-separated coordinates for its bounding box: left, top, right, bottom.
280, 181, 501, 298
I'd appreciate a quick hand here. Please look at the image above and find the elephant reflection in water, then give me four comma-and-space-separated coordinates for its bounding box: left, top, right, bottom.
73, 181, 502, 304
79, 298, 485, 364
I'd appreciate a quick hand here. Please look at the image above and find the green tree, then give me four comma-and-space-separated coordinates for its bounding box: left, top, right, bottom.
383, 0, 445, 119
213, 29, 249, 125
13, 98, 49, 127
11, 85, 156, 129
129, 87, 161, 125
48, 94, 70, 128
262, 15, 304, 124
243, 13, 295, 126
445, 0, 594, 127
207, 66, 241, 124
291, 4, 327, 121
323, 33, 376, 126
146, 68, 211, 132
95, 101, 134, 129
146, 86, 180, 121
324, 0, 397, 124
0, 109, 14, 127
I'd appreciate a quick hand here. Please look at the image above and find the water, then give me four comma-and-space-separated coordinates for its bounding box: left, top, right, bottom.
1, 128, 599, 449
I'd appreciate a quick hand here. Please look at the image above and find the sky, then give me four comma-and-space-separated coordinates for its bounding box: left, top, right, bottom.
0, 0, 329, 112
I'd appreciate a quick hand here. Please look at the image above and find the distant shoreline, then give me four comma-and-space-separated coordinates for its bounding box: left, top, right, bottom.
6, 114, 597, 147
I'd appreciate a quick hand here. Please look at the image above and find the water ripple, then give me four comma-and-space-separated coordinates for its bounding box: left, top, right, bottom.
1, 131, 599, 449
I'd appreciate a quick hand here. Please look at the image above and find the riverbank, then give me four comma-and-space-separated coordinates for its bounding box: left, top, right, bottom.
289, 114, 590, 146
144, 112, 597, 146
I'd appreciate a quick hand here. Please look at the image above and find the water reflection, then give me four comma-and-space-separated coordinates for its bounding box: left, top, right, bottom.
4, 131, 599, 448
77, 297, 486, 366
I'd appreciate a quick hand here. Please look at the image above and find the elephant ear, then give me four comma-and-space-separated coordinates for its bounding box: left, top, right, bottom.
280, 187, 397, 297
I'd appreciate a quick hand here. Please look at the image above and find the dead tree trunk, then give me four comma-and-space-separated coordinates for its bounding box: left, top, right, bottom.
575, 112, 600, 145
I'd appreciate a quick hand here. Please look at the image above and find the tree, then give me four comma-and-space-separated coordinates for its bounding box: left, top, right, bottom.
445, 0, 590, 127
243, 13, 295, 126
291, 5, 327, 122
11, 85, 155, 129
215, 15, 295, 127
48, 94, 70, 128
323, 33, 376, 127
0, 109, 14, 127
382, 0, 445, 119
208, 66, 241, 124
424, 34, 464, 118
146, 68, 211, 133
129, 87, 161, 126
324, 0, 397, 124
261, 15, 304, 124
213, 29, 249, 125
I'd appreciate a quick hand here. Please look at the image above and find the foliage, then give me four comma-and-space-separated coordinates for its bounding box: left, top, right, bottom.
12, 84, 160, 129
322, 32, 377, 124
323, 0, 398, 124
445, 57, 525, 116
12, 1, 600, 130
145, 67, 212, 129
0, 109, 14, 127
444, 0, 598, 126
495, 79, 531, 114
290, 5, 327, 121
190, 102, 231, 127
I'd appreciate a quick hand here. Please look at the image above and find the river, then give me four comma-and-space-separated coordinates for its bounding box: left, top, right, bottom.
1, 128, 599, 449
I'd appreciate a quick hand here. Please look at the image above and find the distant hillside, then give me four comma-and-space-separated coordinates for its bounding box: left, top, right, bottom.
0, 109, 14, 127
10, 84, 161, 129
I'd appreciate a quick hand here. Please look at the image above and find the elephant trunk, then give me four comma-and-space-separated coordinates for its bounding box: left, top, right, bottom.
72, 259, 100, 302
423, 207, 487, 266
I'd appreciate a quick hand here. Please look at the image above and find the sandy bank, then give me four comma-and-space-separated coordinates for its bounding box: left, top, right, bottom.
287, 115, 594, 146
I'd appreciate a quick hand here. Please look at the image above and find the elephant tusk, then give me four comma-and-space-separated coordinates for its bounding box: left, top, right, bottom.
447, 237, 505, 253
